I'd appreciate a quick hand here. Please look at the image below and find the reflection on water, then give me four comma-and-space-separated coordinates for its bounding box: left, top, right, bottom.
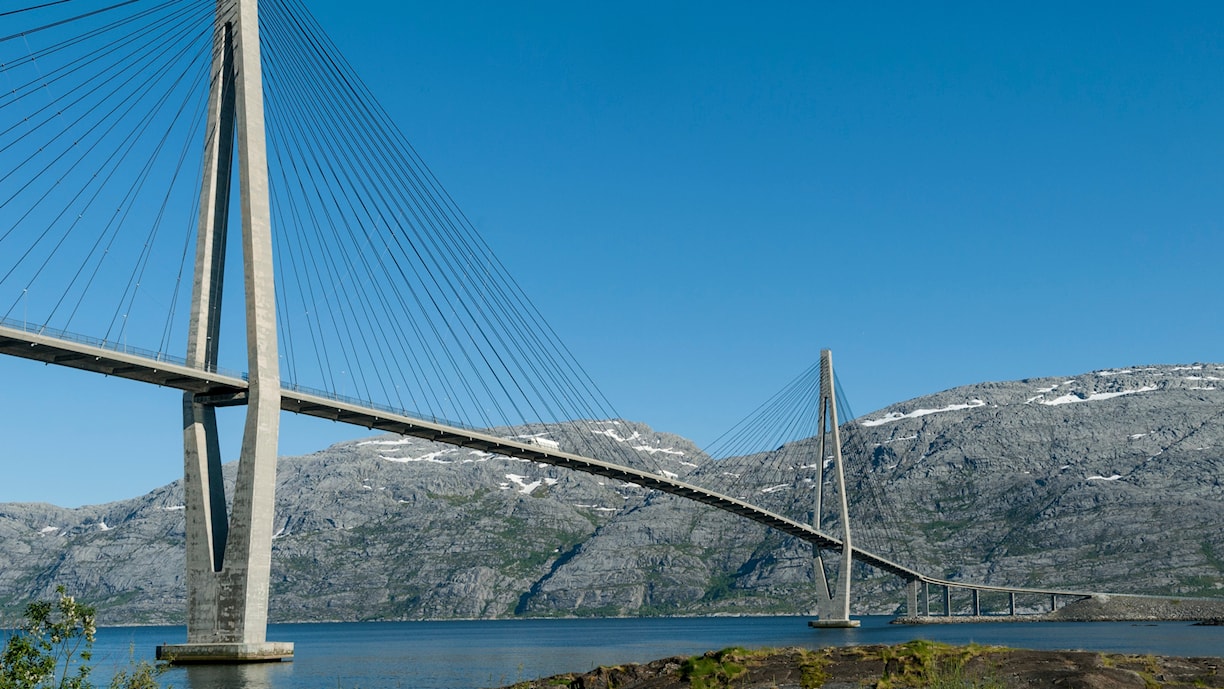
90, 617, 1224, 689
183, 663, 290, 689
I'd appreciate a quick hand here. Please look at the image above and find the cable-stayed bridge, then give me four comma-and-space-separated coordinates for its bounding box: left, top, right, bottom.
1, 0, 1106, 662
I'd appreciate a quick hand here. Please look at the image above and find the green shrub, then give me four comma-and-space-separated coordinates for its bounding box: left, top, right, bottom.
679, 648, 750, 689
0, 587, 165, 689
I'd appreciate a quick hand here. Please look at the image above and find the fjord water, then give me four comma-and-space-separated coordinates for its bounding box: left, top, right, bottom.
93, 617, 1223, 689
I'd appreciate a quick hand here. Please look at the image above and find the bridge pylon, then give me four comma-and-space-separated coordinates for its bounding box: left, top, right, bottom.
808, 349, 860, 628
156, 0, 291, 664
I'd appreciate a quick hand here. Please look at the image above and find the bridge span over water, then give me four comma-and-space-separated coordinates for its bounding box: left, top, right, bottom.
0, 320, 1100, 631
0, 0, 1113, 663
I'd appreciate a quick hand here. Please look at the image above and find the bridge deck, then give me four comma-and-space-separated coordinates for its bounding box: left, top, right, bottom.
0, 322, 1105, 598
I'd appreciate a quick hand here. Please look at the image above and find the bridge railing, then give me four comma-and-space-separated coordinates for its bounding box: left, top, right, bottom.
0, 316, 246, 380
279, 380, 475, 433
0, 315, 479, 434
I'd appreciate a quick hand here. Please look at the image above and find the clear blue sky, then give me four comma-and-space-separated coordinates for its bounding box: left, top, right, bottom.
2, 2, 1221, 506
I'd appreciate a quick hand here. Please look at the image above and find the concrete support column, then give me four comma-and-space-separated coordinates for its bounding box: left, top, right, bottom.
971, 589, 980, 616
1009, 592, 1016, 616
158, 0, 290, 664
943, 585, 952, 616
906, 579, 920, 618
807, 351, 859, 629
1051, 594, 1058, 612
923, 582, 930, 617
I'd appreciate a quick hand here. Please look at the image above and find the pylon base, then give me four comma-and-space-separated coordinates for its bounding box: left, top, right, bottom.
155, 642, 294, 664
808, 619, 861, 629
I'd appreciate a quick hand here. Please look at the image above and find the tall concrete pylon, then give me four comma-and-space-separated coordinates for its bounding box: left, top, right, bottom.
157, 0, 292, 663
809, 349, 860, 628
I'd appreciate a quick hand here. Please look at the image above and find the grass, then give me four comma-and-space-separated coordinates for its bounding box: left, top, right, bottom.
500, 643, 1221, 689
671, 643, 1009, 689
923, 662, 1008, 689
874, 639, 1006, 689
797, 648, 829, 689
1201, 540, 1224, 574
679, 647, 760, 689
661, 643, 1011, 689
701, 572, 736, 603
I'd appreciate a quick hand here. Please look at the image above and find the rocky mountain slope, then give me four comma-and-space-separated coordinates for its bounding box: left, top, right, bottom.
0, 364, 1220, 624
847, 363, 1224, 598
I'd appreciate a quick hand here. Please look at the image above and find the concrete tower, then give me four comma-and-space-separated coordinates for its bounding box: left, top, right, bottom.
157, 0, 291, 663
809, 349, 860, 628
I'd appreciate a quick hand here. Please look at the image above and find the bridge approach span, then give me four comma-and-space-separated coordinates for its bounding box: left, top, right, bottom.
1, 320, 925, 580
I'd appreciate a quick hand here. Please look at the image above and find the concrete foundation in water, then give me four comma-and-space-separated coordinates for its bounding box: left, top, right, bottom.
155, 642, 294, 664
808, 619, 861, 629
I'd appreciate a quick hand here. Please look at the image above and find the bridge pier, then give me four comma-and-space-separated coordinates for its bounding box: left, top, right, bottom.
943, 585, 952, 616
156, 0, 289, 664
905, 578, 920, 617
972, 588, 980, 616
807, 351, 860, 629
1009, 591, 1016, 616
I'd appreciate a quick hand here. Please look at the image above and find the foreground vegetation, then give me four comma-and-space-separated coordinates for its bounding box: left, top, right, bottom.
502, 639, 1224, 688
0, 587, 163, 689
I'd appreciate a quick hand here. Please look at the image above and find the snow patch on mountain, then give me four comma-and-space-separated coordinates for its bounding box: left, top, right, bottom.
1040, 386, 1156, 406
505, 474, 543, 494
861, 399, 986, 426
632, 445, 685, 456
592, 428, 642, 443
573, 503, 617, 513
381, 451, 453, 464
357, 437, 413, 447
882, 434, 918, 444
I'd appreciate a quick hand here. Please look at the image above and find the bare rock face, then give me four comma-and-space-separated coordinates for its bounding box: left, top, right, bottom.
496, 645, 1224, 689
0, 364, 1221, 624
843, 364, 1224, 606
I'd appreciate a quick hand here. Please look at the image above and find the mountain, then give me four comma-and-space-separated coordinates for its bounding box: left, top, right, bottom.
844, 363, 1224, 599
0, 364, 1220, 624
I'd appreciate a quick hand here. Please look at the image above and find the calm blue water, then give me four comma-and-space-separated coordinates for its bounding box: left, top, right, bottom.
88, 616, 1223, 689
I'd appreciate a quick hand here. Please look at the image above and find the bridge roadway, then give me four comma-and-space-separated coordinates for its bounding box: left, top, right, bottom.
0, 320, 1098, 601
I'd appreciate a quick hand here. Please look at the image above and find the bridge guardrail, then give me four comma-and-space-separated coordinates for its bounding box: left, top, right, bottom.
0, 316, 470, 430
0, 316, 247, 380
279, 381, 474, 433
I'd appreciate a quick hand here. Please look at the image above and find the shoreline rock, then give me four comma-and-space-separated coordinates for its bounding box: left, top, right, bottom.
496, 642, 1224, 689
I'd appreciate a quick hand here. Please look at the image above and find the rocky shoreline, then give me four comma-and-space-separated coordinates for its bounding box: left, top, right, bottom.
496, 642, 1224, 689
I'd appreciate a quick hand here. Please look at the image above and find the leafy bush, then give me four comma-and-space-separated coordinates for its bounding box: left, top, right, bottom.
679, 647, 751, 689
0, 587, 164, 689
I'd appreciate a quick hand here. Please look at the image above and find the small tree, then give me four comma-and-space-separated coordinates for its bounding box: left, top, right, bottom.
0, 588, 164, 689
1, 586, 97, 689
